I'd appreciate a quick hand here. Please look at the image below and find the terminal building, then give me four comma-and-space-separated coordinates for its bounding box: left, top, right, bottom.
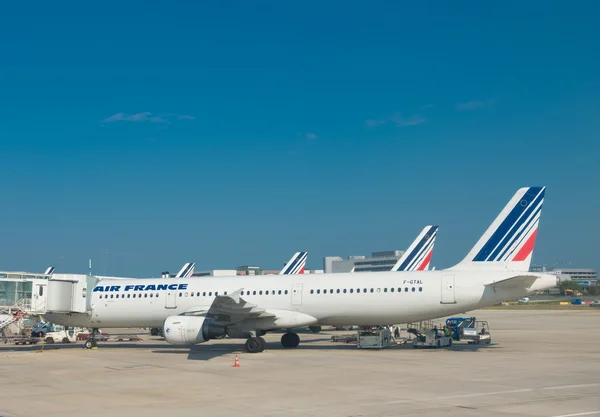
324, 250, 406, 273
530, 266, 598, 286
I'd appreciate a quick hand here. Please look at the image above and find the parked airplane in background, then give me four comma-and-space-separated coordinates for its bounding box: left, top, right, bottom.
44, 267, 55, 275
350, 225, 439, 273
279, 252, 307, 275
176, 263, 195, 278
391, 225, 438, 272
44, 187, 557, 353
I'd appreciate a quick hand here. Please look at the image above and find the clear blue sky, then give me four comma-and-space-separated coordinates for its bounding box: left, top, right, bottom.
1, 1, 599, 276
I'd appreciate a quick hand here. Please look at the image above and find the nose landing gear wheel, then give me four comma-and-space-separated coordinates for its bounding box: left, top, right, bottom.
245, 337, 265, 353
84, 328, 100, 349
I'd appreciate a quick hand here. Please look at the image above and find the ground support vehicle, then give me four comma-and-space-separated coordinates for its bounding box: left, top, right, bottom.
357, 328, 393, 349
409, 328, 452, 348
461, 320, 491, 345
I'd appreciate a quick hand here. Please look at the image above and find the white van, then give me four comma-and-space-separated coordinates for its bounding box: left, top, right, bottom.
43, 325, 77, 344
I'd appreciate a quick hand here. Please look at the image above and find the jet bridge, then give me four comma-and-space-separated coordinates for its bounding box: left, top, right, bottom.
46, 274, 98, 314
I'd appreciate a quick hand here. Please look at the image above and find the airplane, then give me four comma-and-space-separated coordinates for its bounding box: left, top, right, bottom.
44, 267, 56, 275
43, 186, 558, 353
390, 225, 438, 272
349, 225, 439, 273
176, 263, 195, 278
279, 252, 307, 275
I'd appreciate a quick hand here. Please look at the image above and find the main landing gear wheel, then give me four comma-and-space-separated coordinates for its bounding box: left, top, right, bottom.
84, 340, 95, 349
245, 337, 265, 353
308, 326, 321, 333
281, 332, 300, 348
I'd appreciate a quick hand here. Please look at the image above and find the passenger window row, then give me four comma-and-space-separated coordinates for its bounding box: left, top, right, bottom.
99, 293, 159, 299
179, 290, 228, 297
180, 290, 290, 297
310, 287, 423, 294
98, 287, 422, 301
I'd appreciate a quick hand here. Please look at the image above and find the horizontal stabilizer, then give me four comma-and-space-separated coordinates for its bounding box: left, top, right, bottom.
485, 275, 539, 291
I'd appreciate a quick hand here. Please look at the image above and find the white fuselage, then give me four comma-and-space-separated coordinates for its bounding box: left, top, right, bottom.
43, 270, 556, 330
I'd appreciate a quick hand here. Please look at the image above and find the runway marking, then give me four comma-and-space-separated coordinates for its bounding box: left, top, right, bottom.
543, 384, 600, 390
435, 388, 533, 400
429, 383, 600, 402
290, 383, 600, 413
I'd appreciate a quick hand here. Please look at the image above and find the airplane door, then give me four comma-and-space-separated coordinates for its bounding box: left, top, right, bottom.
33, 283, 48, 312
441, 275, 456, 304
291, 283, 303, 306
165, 289, 177, 309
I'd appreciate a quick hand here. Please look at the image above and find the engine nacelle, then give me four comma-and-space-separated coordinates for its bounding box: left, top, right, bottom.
163, 316, 226, 345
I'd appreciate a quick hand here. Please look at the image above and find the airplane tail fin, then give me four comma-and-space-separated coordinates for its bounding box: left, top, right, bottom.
44, 266, 55, 275
279, 252, 308, 275
176, 262, 195, 278
448, 186, 546, 272
391, 226, 439, 272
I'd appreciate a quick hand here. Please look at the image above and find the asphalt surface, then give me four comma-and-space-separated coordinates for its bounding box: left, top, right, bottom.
1, 309, 599, 417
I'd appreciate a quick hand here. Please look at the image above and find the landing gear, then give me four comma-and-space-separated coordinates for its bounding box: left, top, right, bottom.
308, 326, 321, 333
244, 337, 265, 353
84, 328, 99, 349
281, 332, 300, 348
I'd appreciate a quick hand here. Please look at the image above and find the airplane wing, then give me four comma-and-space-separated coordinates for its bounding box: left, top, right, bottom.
182, 289, 276, 325
485, 275, 539, 291
279, 252, 307, 275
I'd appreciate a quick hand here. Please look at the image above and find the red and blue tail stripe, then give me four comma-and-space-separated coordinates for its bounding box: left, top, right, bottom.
392, 226, 438, 272
280, 252, 307, 275
472, 186, 545, 263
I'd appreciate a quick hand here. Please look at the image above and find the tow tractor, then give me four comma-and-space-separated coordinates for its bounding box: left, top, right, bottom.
461, 320, 491, 345
408, 328, 452, 348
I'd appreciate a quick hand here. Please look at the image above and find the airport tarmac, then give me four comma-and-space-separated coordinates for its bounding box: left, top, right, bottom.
1, 309, 599, 417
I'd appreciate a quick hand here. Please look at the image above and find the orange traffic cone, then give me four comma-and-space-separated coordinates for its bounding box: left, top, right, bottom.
233, 354, 240, 368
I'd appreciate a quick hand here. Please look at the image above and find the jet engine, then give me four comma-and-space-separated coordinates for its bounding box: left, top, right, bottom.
163, 316, 226, 345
